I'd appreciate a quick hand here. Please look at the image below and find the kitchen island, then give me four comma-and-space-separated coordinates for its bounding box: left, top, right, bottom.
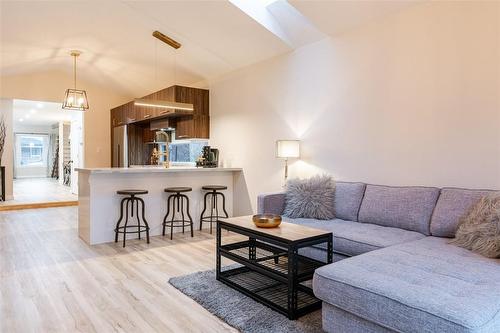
76, 166, 243, 245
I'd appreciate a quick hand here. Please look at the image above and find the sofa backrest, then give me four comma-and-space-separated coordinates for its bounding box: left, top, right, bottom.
430, 188, 496, 237
334, 181, 366, 221
358, 185, 440, 235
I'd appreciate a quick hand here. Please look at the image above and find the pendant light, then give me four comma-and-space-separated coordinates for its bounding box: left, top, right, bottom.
62, 50, 89, 111
134, 31, 194, 112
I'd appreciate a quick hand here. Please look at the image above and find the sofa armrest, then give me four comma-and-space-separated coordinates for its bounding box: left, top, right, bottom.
257, 192, 286, 215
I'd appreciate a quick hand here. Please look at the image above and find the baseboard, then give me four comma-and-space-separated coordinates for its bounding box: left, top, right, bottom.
0, 201, 78, 211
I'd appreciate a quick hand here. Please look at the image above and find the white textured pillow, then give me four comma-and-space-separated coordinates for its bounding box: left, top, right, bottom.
283, 175, 336, 220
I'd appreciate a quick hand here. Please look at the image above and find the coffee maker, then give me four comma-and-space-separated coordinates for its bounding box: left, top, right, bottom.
196, 146, 219, 168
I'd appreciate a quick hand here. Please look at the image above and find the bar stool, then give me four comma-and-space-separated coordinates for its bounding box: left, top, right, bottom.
199, 185, 229, 234
162, 187, 194, 240
114, 190, 150, 247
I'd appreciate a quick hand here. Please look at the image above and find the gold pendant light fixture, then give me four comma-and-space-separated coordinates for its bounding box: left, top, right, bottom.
62, 50, 89, 111
134, 31, 194, 112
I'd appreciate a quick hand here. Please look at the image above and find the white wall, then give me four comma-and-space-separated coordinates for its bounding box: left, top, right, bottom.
0, 70, 132, 168
0, 99, 14, 200
13, 123, 56, 134
210, 1, 500, 214
70, 116, 84, 194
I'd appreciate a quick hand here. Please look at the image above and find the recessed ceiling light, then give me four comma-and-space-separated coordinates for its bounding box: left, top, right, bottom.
19, 118, 24, 122
36, 103, 43, 108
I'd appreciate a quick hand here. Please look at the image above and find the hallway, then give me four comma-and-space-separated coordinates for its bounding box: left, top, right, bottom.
0, 178, 77, 207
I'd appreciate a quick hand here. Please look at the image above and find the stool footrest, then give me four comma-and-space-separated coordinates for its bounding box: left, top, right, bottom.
200, 216, 226, 222
115, 225, 150, 234
164, 220, 194, 227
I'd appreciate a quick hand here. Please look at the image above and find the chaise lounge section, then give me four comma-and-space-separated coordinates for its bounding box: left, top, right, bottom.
258, 182, 500, 333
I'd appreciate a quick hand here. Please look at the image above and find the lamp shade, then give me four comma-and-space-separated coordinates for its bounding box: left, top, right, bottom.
276, 140, 300, 158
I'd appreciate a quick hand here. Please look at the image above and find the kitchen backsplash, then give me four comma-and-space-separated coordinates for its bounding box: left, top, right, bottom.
169, 140, 208, 163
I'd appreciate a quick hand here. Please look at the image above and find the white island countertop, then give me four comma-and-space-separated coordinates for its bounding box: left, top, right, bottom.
75, 166, 242, 174
77, 165, 243, 245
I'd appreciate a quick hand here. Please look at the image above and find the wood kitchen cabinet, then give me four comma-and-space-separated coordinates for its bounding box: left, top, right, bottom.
110, 85, 209, 138
174, 115, 209, 139
111, 106, 126, 127
111, 102, 137, 126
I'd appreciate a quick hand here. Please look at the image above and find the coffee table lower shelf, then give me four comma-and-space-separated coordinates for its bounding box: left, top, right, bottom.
219, 266, 321, 318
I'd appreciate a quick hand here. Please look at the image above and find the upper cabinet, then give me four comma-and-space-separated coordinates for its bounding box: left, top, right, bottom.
111, 101, 137, 126
110, 85, 209, 139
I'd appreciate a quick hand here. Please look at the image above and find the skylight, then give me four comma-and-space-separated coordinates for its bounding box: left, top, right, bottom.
259, 0, 279, 7
229, 0, 325, 49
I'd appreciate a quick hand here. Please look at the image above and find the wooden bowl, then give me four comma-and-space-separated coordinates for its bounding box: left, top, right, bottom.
252, 214, 282, 228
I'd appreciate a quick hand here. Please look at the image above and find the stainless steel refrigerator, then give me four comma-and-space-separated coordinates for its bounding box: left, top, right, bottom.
112, 125, 128, 167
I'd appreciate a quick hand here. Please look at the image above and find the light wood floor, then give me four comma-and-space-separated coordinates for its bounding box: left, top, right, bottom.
1, 178, 78, 208
0, 207, 238, 333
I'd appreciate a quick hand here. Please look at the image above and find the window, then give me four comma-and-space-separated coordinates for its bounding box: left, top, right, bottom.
15, 134, 49, 168
20, 136, 44, 166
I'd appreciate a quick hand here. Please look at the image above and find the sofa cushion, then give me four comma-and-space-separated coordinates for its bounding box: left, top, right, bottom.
285, 217, 426, 257
334, 182, 366, 221
313, 237, 500, 333
358, 185, 440, 235
299, 246, 348, 263
283, 175, 336, 219
257, 192, 285, 215
431, 188, 496, 237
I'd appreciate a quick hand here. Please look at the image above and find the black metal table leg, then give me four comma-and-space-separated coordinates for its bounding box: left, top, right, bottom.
327, 234, 333, 264
249, 237, 256, 261
287, 245, 298, 320
216, 222, 222, 281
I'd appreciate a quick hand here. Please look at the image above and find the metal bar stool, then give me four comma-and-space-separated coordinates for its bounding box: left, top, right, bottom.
114, 190, 150, 247
162, 187, 194, 240
199, 185, 229, 234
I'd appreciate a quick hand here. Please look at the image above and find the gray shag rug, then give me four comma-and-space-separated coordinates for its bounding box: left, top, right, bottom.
169, 269, 323, 333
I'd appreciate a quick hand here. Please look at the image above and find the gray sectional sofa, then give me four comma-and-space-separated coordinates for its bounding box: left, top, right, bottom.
257, 182, 500, 333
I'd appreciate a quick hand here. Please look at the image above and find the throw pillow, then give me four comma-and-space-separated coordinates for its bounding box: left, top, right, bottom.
450, 193, 500, 258
283, 175, 336, 220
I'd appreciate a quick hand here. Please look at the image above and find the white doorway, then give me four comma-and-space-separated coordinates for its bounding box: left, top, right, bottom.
7, 99, 83, 205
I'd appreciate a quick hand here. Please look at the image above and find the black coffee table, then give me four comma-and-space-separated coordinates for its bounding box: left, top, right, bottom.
216, 216, 333, 320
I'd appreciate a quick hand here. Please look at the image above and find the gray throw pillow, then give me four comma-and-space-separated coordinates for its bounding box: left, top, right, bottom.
450, 193, 500, 258
283, 175, 336, 220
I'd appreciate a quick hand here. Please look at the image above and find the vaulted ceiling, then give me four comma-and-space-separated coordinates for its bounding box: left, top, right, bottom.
0, 0, 420, 98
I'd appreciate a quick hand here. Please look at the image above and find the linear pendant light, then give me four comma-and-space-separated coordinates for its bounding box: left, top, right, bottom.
134, 99, 194, 111
133, 31, 194, 111
62, 50, 89, 111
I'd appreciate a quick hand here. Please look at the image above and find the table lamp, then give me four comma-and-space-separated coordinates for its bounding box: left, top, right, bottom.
276, 140, 300, 181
